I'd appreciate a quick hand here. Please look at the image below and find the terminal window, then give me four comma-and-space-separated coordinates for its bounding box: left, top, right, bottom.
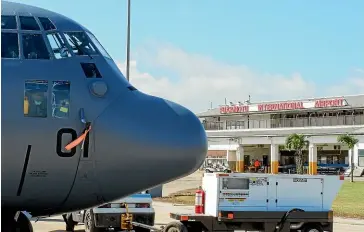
359, 149, 364, 167
52, 81, 70, 119
24, 80, 48, 118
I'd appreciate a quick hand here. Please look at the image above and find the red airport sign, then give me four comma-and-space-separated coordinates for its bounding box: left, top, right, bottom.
257, 102, 304, 111
220, 105, 249, 114
219, 98, 347, 114
314, 98, 346, 108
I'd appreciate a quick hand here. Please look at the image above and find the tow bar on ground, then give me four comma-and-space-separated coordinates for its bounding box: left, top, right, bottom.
131, 221, 164, 231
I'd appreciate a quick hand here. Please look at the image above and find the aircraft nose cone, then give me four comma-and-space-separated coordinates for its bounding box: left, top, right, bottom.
94, 92, 207, 201
161, 99, 208, 172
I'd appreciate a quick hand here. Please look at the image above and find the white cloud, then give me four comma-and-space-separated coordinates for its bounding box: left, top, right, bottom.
116, 42, 364, 113
355, 68, 364, 74
325, 69, 364, 97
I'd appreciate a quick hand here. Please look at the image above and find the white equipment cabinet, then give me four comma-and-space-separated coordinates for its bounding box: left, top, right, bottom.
165, 172, 344, 232
202, 173, 343, 217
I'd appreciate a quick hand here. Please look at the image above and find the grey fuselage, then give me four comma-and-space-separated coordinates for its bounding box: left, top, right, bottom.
1, 0, 207, 217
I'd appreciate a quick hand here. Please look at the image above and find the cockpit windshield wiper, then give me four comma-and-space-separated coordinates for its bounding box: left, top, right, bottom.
69, 36, 93, 59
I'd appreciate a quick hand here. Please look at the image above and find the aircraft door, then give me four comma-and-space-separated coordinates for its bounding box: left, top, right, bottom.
50, 80, 99, 210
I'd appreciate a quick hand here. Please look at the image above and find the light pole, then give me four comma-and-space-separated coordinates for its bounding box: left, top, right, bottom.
126, 0, 131, 81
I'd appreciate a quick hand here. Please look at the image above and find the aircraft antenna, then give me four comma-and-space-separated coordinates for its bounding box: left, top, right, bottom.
126, 0, 131, 81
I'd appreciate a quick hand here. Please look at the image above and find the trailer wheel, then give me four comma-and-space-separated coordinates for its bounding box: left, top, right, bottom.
163, 221, 188, 232
84, 210, 103, 232
301, 223, 323, 232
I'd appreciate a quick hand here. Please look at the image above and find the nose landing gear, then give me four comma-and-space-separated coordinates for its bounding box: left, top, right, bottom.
1, 211, 33, 232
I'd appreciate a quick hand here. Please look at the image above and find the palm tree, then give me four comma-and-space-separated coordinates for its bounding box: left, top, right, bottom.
285, 134, 309, 174
337, 134, 359, 182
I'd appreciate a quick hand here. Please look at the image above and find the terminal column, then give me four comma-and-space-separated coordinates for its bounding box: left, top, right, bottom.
227, 150, 237, 172
270, 144, 279, 174
348, 149, 352, 166
348, 148, 356, 167
309, 143, 318, 175
236, 145, 245, 172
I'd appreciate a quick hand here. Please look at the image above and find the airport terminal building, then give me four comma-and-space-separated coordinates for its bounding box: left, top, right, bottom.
197, 94, 364, 175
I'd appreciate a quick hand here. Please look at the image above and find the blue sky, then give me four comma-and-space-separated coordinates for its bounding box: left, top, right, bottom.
7, 0, 364, 110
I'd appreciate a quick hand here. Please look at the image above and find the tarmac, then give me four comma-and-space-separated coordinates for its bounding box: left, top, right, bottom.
31, 171, 364, 232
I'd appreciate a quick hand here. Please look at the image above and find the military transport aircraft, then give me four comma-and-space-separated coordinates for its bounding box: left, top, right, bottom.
1, 1, 207, 231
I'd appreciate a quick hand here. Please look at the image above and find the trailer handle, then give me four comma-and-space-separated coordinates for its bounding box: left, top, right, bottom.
290, 222, 305, 230
274, 208, 305, 232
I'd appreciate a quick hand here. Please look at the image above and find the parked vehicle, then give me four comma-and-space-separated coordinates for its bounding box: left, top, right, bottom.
64, 193, 154, 232
204, 164, 231, 173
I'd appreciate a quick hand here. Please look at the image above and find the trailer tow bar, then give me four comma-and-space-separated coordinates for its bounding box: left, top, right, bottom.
121, 203, 164, 232
131, 221, 164, 232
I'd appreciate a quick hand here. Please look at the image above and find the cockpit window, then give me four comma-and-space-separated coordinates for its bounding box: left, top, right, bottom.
19, 16, 40, 31
63, 32, 97, 56
52, 81, 70, 119
38, 17, 56, 31
86, 31, 112, 59
46, 33, 71, 59
80, 63, 102, 78
22, 34, 50, 59
2, 33, 19, 58
24, 80, 48, 118
1, 16, 17, 29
